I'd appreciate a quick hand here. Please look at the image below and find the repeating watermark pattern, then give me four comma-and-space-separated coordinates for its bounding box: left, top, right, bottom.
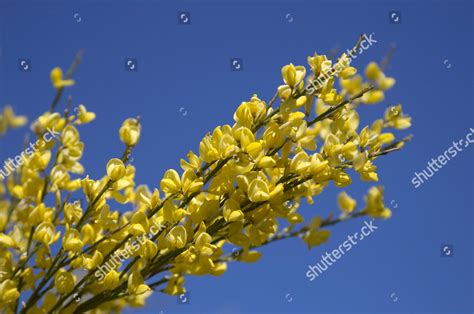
177, 292, 190, 304
230, 58, 243, 71
285, 13, 294, 23
390, 292, 399, 302
179, 107, 188, 116
411, 127, 474, 188
18, 58, 31, 72
94, 219, 166, 280
0, 127, 60, 180
306, 219, 378, 281
389, 11, 401, 24
73, 13, 82, 23
125, 58, 137, 72
178, 12, 191, 25
440, 244, 453, 257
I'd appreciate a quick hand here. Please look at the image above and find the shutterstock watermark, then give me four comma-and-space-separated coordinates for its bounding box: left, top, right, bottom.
306, 219, 378, 281
94, 220, 166, 280
411, 127, 474, 188
0, 127, 60, 180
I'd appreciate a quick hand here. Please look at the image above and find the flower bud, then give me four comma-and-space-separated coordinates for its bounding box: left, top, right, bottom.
106, 158, 126, 181
119, 119, 140, 146
54, 269, 75, 294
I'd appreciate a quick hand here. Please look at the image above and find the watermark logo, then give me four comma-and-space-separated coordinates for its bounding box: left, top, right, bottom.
285, 13, 294, 23
440, 244, 453, 257
230, 58, 243, 71
18, 59, 31, 72
443, 59, 452, 69
177, 292, 190, 304
389, 11, 401, 24
125, 58, 137, 72
73, 13, 82, 23
179, 107, 188, 116
390, 292, 399, 302
178, 12, 191, 25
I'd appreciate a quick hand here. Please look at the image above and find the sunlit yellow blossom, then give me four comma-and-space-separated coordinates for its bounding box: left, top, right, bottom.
103, 270, 120, 290
363, 186, 391, 218
338, 192, 356, 213
0, 43, 412, 313
0, 105, 27, 135
54, 269, 75, 294
128, 271, 151, 295
119, 118, 141, 146
75, 104, 96, 124
50, 67, 75, 89
0, 279, 20, 304
107, 158, 126, 181
304, 217, 331, 249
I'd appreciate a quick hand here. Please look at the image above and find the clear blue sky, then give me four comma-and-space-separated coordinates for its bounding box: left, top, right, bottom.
0, 0, 472, 313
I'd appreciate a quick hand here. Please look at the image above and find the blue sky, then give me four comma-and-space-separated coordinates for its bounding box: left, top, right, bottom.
0, 0, 472, 313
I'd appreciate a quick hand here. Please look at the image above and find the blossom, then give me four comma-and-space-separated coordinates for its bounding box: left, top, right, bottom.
0, 40, 412, 313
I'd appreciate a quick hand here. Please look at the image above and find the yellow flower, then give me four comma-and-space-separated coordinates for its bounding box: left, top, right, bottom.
119, 118, 141, 146
307, 52, 327, 75
54, 269, 75, 294
166, 225, 187, 249
363, 186, 391, 218
50, 67, 75, 89
64, 201, 82, 225
0, 233, 16, 248
180, 151, 201, 171
33, 222, 58, 246
239, 249, 262, 263
160, 169, 203, 196
365, 62, 395, 91
281, 63, 306, 88
129, 212, 150, 236
223, 199, 244, 222
107, 158, 126, 181
103, 270, 120, 290
304, 217, 331, 249
384, 105, 412, 129
84, 251, 104, 270
138, 239, 158, 260
337, 192, 356, 213
0, 279, 20, 304
75, 104, 96, 124
0, 105, 27, 135
248, 178, 270, 202
164, 274, 185, 295
362, 90, 385, 104
365, 62, 381, 81
128, 271, 151, 295
62, 228, 84, 253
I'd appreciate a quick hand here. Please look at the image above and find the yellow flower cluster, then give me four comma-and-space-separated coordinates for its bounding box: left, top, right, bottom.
0, 40, 411, 313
